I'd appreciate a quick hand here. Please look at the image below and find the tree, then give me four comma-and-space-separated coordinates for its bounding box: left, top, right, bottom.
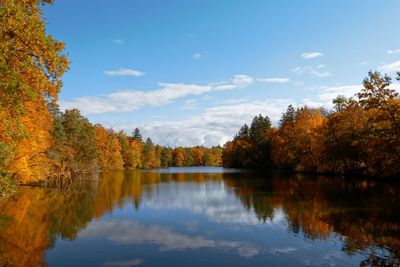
250, 114, 271, 144
160, 147, 172, 167
191, 147, 205, 166
249, 114, 272, 167
173, 148, 185, 167
129, 139, 142, 168
116, 131, 134, 168
292, 107, 325, 172
142, 138, 158, 169
270, 105, 298, 168
61, 109, 98, 172
132, 128, 143, 142
279, 105, 296, 128
358, 71, 398, 109
204, 146, 223, 166
223, 115, 272, 168
332, 96, 349, 113
355, 71, 400, 176
95, 126, 123, 170
0, 0, 68, 190
322, 103, 367, 174
235, 124, 250, 141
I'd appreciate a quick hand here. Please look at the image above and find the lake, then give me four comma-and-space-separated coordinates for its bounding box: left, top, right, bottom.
0, 167, 399, 266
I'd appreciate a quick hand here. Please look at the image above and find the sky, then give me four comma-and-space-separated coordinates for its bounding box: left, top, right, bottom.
43, 0, 400, 147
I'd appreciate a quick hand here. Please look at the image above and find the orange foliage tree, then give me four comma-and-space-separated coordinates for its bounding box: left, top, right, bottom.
224, 71, 400, 177
0, 0, 68, 191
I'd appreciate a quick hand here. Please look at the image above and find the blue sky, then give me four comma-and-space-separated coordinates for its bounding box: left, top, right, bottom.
43, 0, 400, 146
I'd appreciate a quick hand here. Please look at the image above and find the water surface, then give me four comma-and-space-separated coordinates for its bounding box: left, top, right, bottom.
0, 167, 399, 266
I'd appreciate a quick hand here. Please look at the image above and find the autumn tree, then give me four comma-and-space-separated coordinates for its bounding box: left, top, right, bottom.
160, 147, 173, 167
0, 0, 68, 191
223, 115, 272, 168
95, 126, 123, 170
322, 100, 367, 174
291, 107, 325, 172
204, 146, 223, 166
116, 131, 134, 168
142, 138, 159, 169
222, 127, 252, 168
129, 139, 143, 168
270, 105, 298, 168
173, 148, 185, 167
56, 109, 98, 173
357, 71, 400, 176
225, 71, 399, 177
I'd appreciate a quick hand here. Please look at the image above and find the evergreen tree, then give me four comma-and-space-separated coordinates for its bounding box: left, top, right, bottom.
250, 114, 271, 144
132, 128, 143, 142
279, 105, 296, 128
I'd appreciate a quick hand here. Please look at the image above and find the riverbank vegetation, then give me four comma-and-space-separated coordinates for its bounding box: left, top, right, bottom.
223, 71, 400, 178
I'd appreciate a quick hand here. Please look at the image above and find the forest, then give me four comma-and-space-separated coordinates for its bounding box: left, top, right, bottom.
223, 71, 400, 178
1, 0, 400, 197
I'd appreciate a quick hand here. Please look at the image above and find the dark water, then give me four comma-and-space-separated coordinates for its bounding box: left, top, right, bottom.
0, 167, 399, 267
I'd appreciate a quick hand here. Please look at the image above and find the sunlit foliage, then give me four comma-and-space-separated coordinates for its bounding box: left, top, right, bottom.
0, 0, 68, 190
224, 71, 400, 177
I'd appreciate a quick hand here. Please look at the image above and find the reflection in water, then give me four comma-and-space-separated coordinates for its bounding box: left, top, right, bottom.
104, 258, 144, 267
80, 220, 260, 257
0, 169, 399, 266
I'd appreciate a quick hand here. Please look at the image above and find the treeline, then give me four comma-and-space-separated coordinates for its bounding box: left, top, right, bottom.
0, 0, 221, 196
223, 71, 400, 178
49, 109, 222, 175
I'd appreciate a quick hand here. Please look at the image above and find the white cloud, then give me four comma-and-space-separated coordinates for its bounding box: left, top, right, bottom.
301, 52, 324, 59
192, 52, 202, 59
60, 75, 253, 115
387, 49, 400, 55
109, 98, 293, 147
292, 65, 332, 78
379, 60, 400, 73
309, 69, 332, 78
232, 74, 254, 87
61, 83, 212, 115
256, 77, 291, 83
304, 85, 361, 107
113, 39, 125, 44
104, 68, 145, 77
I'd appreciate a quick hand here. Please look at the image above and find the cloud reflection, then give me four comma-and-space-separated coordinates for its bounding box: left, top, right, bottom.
104, 258, 143, 267
269, 247, 297, 254
80, 220, 259, 258
143, 182, 285, 226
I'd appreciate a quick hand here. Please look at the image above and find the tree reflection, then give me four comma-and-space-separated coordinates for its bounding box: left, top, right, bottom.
223, 171, 400, 266
0, 170, 399, 266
